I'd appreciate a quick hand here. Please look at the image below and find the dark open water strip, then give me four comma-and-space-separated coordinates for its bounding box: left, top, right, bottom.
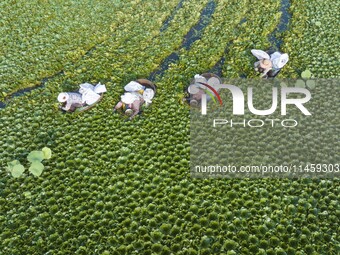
0, 36, 108, 109
0, 70, 65, 109
149, 0, 216, 80
181, 0, 216, 50
209, 0, 291, 77
208, 17, 248, 77
208, 46, 229, 77
0, 1, 213, 108
160, 0, 186, 32
268, 0, 291, 51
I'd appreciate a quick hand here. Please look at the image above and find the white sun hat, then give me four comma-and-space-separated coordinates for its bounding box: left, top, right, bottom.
124, 81, 145, 92
79, 83, 95, 94
58, 93, 69, 103
190, 99, 198, 106
82, 89, 101, 105
251, 49, 270, 60
207, 77, 221, 87
193, 74, 209, 91
271, 52, 289, 69
121, 92, 138, 104
188, 84, 200, 94
143, 88, 155, 101
194, 74, 207, 85
125, 109, 133, 116
94, 82, 107, 94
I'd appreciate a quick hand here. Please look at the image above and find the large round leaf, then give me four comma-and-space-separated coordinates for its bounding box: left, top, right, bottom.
295, 79, 306, 88
27, 151, 45, 163
8, 160, 21, 168
42, 147, 52, 160
306, 80, 316, 89
11, 164, 25, 178
7, 160, 21, 172
301, 70, 312, 79
29, 162, 45, 177
23, 191, 32, 199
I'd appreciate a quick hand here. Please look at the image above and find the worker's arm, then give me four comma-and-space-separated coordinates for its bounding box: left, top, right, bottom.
130, 99, 144, 119
261, 67, 271, 78
114, 101, 123, 111
62, 101, 72, 111
130, 105, 140, 119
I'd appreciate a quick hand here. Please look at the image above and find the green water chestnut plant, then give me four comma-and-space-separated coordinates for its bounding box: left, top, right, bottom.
295, 69, 316, 89
0, 0, 339, 254
6, 160, 25, 178
6, 147, 52, 178
301, 69, 312, 79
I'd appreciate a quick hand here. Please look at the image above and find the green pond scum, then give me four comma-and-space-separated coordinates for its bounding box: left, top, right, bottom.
0, 0, 339, 254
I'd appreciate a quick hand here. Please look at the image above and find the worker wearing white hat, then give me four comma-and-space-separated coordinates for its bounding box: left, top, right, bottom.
57, 92, 83, 112
57, 82, 107, 112
113, 92, 145, 119
251, 49, 289, 78
186, 74, 222, 106
113, 79, 156, 119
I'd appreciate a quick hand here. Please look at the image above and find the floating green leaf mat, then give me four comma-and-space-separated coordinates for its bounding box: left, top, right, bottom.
0, 0, 339, 254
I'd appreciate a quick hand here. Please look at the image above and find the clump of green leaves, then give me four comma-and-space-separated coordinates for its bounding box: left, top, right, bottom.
6, 160, 25, 178
295, 79, 306, 88
301, 69, 312, 79
6, 147, 52, 178
298, 70, 316, 89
